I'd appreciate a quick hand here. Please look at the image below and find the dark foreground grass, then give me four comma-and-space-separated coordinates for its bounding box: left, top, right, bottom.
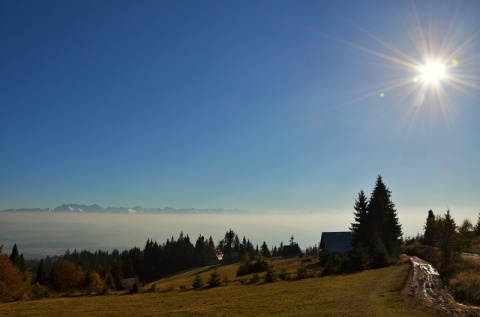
0, 261, 446, 317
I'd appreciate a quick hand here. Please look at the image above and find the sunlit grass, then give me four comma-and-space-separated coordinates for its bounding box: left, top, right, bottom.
0, 257, 447, 317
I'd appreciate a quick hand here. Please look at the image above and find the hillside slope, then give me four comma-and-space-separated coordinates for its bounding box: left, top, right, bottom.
0, 258, 447, 317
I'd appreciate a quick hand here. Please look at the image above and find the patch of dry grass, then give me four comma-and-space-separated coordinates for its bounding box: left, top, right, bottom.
0, 258, 446, 317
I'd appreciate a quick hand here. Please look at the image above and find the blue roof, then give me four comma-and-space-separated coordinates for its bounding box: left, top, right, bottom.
320, 232, 353, 253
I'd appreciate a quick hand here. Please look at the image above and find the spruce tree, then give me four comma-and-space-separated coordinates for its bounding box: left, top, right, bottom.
264, 264, 277, 283
435, 209, 459, 274
368, 175, 402, 259
36, 259, 46, 285
260, 241, 271, 257
9, 244, 19, 266
192, 273, 203, 289
207, 270, 221, 287
351, 176, 403, 268
350, 190, 369, 248
424, 210, 436, 246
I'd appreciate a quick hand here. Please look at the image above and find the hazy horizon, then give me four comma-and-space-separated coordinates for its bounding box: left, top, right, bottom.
2, 206, 478, 259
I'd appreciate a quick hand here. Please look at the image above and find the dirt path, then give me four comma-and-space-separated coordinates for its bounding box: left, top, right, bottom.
408, 256, 480, 317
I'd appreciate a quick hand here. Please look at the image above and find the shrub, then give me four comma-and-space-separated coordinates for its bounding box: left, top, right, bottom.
264, 265, 277, 283
208, 270, 221, 287
179, 284, 187, 291
278, 268, 291, 281
192, 274, 203, 289
449, 270, 480, 305
296, 266, 309, 279
236, 258, 269, 277
30, 283, 53, 300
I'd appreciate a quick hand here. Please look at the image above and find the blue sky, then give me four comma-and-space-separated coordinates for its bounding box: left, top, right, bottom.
1, 1, 479, 223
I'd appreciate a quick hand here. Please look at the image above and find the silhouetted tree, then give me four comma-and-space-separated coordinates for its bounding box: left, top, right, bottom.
350, 190, 369, 248
36, 259, 47, 285
9, 244, 25, 273
458, 218, 474, 251
260, 241, 271, 257
368, 175, 402, 259
271, 246, 278, 257
424, 209, 436, 246
350, 175, 403, 269
435, 209, 460, 275
9, 244, 19, 266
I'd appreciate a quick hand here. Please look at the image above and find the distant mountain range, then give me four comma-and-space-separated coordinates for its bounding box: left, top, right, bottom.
1, 203, 251, 214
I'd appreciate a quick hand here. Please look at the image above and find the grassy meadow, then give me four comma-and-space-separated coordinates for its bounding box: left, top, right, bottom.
0, 257, 446, 317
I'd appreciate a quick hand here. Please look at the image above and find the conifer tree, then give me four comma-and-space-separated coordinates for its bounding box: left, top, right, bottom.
260, 241, 271, 257
435, 209, 459, 274
36, 259, 46, 285
207, 270, 221, 287
264, 264, 277, 283
350, 190, 369, 248
351, 176, 403, 268
368, 175, 402, 259
424, 210, 436, 246
192, 273, 203, 289
9, 244, 19, 266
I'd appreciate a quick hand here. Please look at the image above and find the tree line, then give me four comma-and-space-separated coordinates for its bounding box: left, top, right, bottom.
0, 229, 298, 301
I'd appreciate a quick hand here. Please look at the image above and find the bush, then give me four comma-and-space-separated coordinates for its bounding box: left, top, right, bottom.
449, 270, 480, 305
296, 266, 309, 279
264, 265, 277, 283
179, 284, 187, 291
278, 268, 290, 281
30, 283, 53, 300
208, 270, 221, 288
236, 258, 269, 277
192, 274, 203, 289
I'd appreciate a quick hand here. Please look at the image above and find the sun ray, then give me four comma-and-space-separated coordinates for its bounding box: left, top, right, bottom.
299, 2, 479, 146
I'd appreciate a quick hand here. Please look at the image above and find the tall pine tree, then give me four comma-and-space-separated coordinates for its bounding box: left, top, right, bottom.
424, 210, 436, 246
368, 175, 402, 259
350, 190, 369, 248
351, 176, 403, 268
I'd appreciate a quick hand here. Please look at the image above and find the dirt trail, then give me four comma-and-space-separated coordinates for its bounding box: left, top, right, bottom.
408, 256, 480, 317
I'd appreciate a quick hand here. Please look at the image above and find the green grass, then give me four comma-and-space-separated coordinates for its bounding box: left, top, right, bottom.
0, 258, 446, 317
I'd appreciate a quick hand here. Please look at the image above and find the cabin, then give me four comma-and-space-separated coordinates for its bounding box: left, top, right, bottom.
281, 244, 303, 258
320, 232, 353, 253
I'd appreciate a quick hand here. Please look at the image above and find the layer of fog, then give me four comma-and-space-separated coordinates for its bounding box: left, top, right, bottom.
1, 209, 476, 259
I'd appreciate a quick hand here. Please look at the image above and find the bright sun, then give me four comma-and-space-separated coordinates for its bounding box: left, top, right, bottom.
420, 61, 446, 84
